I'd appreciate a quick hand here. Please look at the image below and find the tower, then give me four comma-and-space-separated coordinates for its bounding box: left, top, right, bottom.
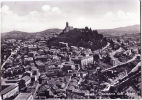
66, 22, 69, 27
64, 22, 73, 33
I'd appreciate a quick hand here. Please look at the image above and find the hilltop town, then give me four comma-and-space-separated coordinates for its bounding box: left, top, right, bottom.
1, 22, 141, 100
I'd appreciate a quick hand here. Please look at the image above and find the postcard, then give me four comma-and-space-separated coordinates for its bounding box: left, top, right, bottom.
0, 0, 141, 99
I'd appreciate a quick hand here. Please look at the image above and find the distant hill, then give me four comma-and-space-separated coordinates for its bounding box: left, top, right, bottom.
98, 25, 140, 36
35, 28, 62, 39
1, 28, 62, 40
1, 31, 33, 40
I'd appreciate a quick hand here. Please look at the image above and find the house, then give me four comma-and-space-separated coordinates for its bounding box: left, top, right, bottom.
22, 71, 32, 77
38, 40, 47, 49
35, 61, 45, 73
131, 47, 139, 54
125, 86, 140, 99
110, 57, 117, 66
22, 75, 31, 86
1, 84, 19, 100
62, 62, 75, 72
38, 49, 45, 55
71, 46, 78, 51
24, 57, 34, 65
28, 45, 37, 52
28, 51, 38, 57
59, 42, 68, 47
35, 55, 47, 62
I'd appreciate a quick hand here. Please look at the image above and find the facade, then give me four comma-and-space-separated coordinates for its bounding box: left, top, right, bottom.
110, 58, 117, 66
28, 45, 37, 52
35, 55, 47, 62
125, 86, 140, 99
35, 61, 45, 73
62, 61, 76, 71
131, 47, 139, 54
1, 84, 19, 100
24, 57, 34, 65
71, 56, 93, 69
22, 76, 31, 86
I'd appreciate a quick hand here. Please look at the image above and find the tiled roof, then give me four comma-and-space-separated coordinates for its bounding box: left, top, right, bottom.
22, 76, 31, 82
1, 84, 18, 95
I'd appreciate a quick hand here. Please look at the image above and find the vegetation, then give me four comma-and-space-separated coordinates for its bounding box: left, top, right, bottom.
47, 28, 107, 50
1, 29, 62, 40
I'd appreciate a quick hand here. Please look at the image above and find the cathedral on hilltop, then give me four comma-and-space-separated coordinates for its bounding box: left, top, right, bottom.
63, 22, 73, 33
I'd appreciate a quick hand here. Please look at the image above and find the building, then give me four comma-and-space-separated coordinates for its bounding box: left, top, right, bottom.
62, 61, 76, 72
110, 58, 117, 66
124, 50, 132, 56
31, 66, 40, 76
22, 75, 31, 86
48, 49, 59, 55
59, 42, 68, 47
28, 51, 38, 57
20, 45, 28, 54
38, 49, 45, 55
117, 70, 128, 80
22, 71, 33, 77
35, 61, 45, 73
71, 56, 93, 70
28, 45, 37, 52
71, 46, 78, 51
35, 55, 47, 62
66, 89, 86, 99
63, 22, 73, 33
14, 93, 33, 100
125, 86, 140, 99
24, 57, 34, 65
131, 47, 139, 54
1, 84, 19, 100
38, 40, 47, 49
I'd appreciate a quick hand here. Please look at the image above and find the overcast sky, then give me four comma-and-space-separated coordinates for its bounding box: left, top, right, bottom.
1, 0, 140, 32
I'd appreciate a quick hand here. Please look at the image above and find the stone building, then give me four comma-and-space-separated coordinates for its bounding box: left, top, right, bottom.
63, 22, 73, 33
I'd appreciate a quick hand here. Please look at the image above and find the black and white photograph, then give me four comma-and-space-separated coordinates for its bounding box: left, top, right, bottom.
0, 0, 141, 99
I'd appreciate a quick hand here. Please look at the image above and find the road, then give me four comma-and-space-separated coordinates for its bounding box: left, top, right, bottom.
33, 83, 40, 98
102, 54, 140, 72
1, 53, 13, 69
63, 76, 72, 90
1, 47, 20, 69
110, 47, 124, 56
102, 42, 110, 50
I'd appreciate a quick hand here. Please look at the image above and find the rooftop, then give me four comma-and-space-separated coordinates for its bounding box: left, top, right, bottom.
71, 55, 93, 60
22, 76, 31, 82
14, 93, 32, 100
35, 61, 45, 66
1, 84, 18, 95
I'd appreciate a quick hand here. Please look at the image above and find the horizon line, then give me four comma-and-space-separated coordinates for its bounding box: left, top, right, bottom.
1, 24, 140, 33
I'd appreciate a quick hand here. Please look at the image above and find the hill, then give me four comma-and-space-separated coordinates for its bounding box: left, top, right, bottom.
1, 28, 62, 40
98, 25, 140, 36
35, 28, 62, 39
1, 31, 32, 40
47, 27, 107, 50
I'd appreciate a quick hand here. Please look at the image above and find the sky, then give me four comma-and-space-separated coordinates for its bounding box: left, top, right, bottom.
1, 0, 140, 33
